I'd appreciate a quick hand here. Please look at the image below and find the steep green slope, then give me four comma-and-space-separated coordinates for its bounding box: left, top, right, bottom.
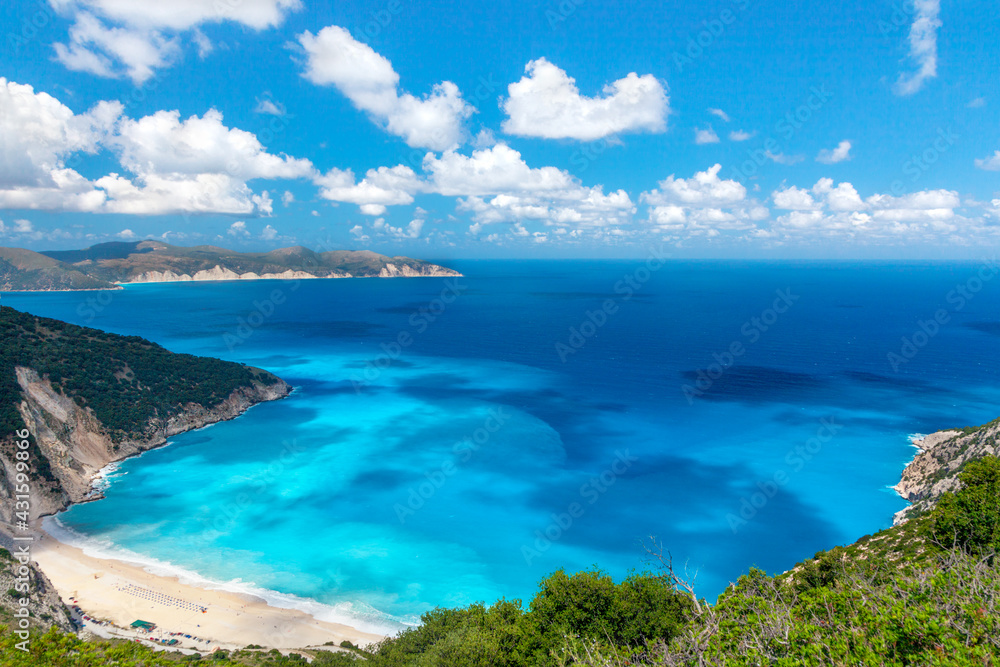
1, 241, 462, 291
895, 417, 1000, 521
0, 630, 362, 666
637, 457, 1000, 666
0, 248, 115, 291
0, 305, 288, 515
0, 306, 283, 443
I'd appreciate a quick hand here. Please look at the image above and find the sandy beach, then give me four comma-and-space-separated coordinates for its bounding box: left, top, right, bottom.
32, 528, 385, 653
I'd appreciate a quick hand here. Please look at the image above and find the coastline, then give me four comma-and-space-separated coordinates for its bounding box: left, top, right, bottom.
55, 386, 295, 507
2, 270, 464, 292
32, 523, 385, 652
1, 275, 461, 292
893, 433, 928, 490
113, 273, 460, 286
892, 428, 969, 525
889, 433, 929, 523
21, 380, 390, 651
0, 286, 125, 293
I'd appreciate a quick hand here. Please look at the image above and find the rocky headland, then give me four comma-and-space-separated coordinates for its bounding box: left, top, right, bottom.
894, 420, 998, 523
1, 241, 461, 291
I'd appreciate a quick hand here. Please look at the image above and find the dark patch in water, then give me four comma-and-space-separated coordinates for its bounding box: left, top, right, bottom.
263, 320, 387, 338
171, 435, 213, 448
322, 321, 387, 337
341, 359, 416, 369
679, 365, 824, 403
247, 354, 310, 367
964, 321, 1000, 336
352, 468, 415, 490
518, 453, 843, 579
529, 292, 654, 301
392, 380, 642, 469
392, 373, 476, 394
593, 401, 629, 413
842, 371, 938, 394
376, 303, 428, 314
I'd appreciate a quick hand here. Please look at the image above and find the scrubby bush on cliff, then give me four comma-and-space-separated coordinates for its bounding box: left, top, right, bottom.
366, 569, 692, 666
0, 626, 363, 666
630, 549, 999, 666
0, 305, 282, 453
563, 458, 1000, 666
932, 456, 1000, 555
3, 542, 997, 666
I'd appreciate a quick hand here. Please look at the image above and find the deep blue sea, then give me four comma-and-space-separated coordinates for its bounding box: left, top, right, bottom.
9, 260, 1000, 633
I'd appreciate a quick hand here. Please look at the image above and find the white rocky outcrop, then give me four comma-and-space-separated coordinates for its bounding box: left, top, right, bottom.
378, 263, 460, 278
893, 426, 997, 524
121, 266, 351, 284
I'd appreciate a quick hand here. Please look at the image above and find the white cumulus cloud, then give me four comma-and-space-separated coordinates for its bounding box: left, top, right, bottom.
772, 186, 819, 210
894, 0, 941, 96
112, 109, 313, 179
642, 164, 746, 208
640, 164, 764, 236
694, 126, 720, 144
313, 164, 421, 215
816, 140, 852, 164
867, 189, 960, 222
228, 221, 249, 237
424, 144, 577, 197
708, 108, 730, 123
427, 145, 633, 228
95, 173, 274, 215
0, 78, 118, 187
0, 78, 309, 217
298, 26, 474, 150
812, 178, 865, 211
974, 150, 1000, 171
51, 0, 302, 83
500, 58, 668, 141
255, 99, 285, 116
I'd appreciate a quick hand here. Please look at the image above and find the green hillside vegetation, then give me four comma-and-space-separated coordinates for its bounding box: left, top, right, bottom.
0, 632, 360, 667
0, 248, 116, 291
66, 242, 454, 282
0, 306, 282, 484
3, 455, 997, 666
314, 250, 436, 276
0, 241, 458, 291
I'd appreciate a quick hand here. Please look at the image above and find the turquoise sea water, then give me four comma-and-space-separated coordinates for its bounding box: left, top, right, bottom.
9, 260, 1000, 633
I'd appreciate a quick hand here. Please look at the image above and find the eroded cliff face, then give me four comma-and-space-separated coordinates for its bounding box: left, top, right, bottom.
121, 263, 461, 284
377, 263, 461, 278
123, 266, 350, 284
0, 367, 290, 524
0, 543, 75, 634
894, 424, 998, 524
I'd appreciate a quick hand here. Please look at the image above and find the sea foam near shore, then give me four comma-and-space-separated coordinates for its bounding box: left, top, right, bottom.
42, 516, 409, 637
14, 262, 1000, 620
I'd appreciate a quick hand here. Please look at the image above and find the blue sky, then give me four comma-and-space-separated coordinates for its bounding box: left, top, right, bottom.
0, 0, 997, 258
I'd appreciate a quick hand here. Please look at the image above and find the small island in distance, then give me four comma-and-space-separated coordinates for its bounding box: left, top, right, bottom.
0, 241, 461, 292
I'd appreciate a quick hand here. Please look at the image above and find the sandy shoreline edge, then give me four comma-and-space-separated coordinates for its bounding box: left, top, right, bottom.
29, 525, 385, 653
16, 381, 388, 653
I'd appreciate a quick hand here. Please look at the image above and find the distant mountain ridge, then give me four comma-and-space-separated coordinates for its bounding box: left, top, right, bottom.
0, 241, 461, 291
